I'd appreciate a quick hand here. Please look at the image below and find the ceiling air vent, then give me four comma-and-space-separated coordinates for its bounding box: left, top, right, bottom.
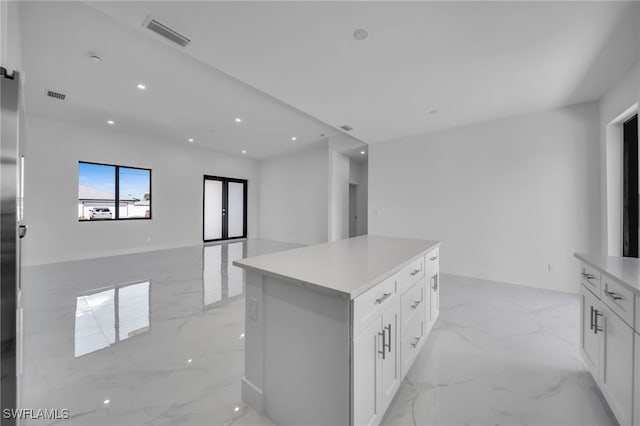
145, 18, 190, 47
340, 125, 353, 132
46, 90, 66, 101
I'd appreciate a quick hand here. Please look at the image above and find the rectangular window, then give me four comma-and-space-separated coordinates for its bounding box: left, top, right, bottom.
78, 161, 152, 221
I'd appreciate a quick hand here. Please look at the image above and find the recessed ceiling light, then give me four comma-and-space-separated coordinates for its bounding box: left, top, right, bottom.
107, 120, 115, 125
234, 407, 240, 412
187, 358, 193, 363
188, 138, 194, 143
235, 117, 242, 123
360, 151, 366, 155
241, 150, 247, 154
291, 137, 297, 141
136, 83, 147, 90
353, 29, 368, 41
103, 399, 110, 405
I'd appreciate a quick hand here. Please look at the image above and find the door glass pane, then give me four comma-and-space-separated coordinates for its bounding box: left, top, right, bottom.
118, 167, 151, 219
227, 241, 244, 298
228, 181, 245, 238
118, 281, 150, 340
203, 244, 222, 305
78, 163, 115, 221
204, 180, 223, 240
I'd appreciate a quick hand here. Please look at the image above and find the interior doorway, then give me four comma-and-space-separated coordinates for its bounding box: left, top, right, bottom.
349, 184, 358, 238
203, 176, 247, 242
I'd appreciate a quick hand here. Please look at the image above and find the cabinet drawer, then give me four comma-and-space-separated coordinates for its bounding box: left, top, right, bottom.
353, 274, 398, 336
580, 263, 601, 293
401, 313, 425, 376
426, 248, 439, 268
398, 256, 425, 294
401, 278, 425, 328
601, 275, 635, 328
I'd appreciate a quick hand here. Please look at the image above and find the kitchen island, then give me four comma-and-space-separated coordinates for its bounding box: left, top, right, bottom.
233, 235, 440, 426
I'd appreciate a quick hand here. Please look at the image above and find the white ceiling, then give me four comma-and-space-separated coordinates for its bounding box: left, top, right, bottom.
89, 1, 640, 144
19, 1, 640, 158
18, 2, 349, 160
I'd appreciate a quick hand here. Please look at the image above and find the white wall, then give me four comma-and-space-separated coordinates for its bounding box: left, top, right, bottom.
599, 61, 640, 256
369, 102, 600, 294
1, 1, 23, 74
257, 141, 329, 245
329, 150, 349, 241
23, 115, 259, 266
349, 159, 368, 236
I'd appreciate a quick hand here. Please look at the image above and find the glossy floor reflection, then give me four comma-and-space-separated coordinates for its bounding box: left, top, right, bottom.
21, 247, 616, 426
21, 240, 298, 426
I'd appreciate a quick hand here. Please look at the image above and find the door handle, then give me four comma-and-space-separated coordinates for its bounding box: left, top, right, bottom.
589, 305, 594, 330
375, 292, 392, 304
410, 300, 421, 309
384, 324, 391, 354
18, 225, 27, 239
410, 268, 421, 276
411, 336, 422, 348
593, 309, 603, 334
604, 289, 623, 301
378, 329, 386, 360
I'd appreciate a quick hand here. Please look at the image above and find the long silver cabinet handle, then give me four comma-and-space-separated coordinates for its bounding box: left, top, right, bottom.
378, 330, 386, 360
385, 324, 392, 353
430, 256, 438, 261
590, 305, 595, 330
594, 309, 604, 334
375, 292, 392, 304
432, 275, 438, 291
604, 290, 623, 301
410, 269, 421, 276
411, 336, 422, 348
411, 300, 421, 309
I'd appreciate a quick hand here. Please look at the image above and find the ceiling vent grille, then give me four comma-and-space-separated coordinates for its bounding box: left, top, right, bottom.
340, 125, 353, 132
46, 90, 66, 101
145, 18, 190, 47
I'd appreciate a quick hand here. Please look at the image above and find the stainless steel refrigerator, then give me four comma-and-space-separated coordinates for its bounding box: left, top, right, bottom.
1, 66, 25, 425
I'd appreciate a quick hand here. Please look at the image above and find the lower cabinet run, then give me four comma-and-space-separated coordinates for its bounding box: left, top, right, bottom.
234, 237, 440, 426
578, 258, 635, 426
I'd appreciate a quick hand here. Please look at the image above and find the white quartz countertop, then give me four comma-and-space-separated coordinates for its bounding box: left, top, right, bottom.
233, 235, 440, 299
574, 253, 640, 294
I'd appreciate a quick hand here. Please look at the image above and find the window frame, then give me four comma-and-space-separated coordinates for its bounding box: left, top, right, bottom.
78, 161, 152, 222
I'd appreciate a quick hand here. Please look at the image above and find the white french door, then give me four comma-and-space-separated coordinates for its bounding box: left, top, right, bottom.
203, 176, 247, 242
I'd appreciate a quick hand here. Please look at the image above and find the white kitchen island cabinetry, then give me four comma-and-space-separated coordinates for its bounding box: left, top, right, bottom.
234, 236, 440, 426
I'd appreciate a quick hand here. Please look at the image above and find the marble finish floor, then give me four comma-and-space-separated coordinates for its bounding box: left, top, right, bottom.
20, 241, 615, 425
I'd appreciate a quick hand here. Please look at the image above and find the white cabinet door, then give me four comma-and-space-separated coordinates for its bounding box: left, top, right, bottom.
353, 319, 381, 426
580, 285, 600, 376
600, 305, 634, 426
380, 299, 401, 411
634, 333, 640, 426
